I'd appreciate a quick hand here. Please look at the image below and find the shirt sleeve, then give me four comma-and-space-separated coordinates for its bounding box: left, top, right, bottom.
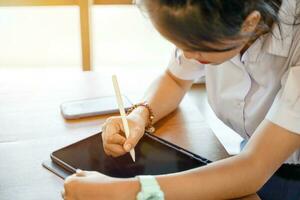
266, 25, 300, 134
167, 48, 205, 81
266, 65, 300, 134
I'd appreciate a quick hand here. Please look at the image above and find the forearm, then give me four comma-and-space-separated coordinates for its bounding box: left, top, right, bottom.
155, 120, 300, 199
116, 153, 263, 200
130, 70, 192, 125
156, 154, 264, 200
117, 120, 300, 200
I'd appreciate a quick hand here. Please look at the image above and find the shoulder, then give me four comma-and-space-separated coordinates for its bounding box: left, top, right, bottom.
288, 25, 300, 66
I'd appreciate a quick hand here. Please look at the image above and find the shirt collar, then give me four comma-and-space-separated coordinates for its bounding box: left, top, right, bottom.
262, 0, 297, 58
230, 0, 297, 66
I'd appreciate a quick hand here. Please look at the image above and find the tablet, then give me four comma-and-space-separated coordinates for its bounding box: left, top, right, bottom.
51, 132, 211, 178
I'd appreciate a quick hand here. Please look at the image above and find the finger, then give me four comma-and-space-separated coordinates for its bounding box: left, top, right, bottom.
101, 121, 107, 129
109, 150, 126, 158
103, 145, 117, 156
103, 122, 120, 142
105, 144, 127, 156
104, 149, 114, 157
124, 126, 143, 152
75, 169, 85, 177
101, 123, 107, 133
104, 149, 120, 158
106, 123, 120, 134
102, 122, 120, 152
107, 134, 126, 145
103, 148, 112, 156
63, 176, 78, 200
63, 177, 71, 200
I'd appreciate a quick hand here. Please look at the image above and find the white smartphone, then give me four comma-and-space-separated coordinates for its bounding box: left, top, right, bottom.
60, 95, 132, 119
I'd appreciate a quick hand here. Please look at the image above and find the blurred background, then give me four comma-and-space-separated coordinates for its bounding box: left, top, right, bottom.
0, 0, 174, 73
0, 0, 241, 161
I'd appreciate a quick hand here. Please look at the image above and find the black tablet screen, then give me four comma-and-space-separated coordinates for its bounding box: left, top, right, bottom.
52, 133, 209, 178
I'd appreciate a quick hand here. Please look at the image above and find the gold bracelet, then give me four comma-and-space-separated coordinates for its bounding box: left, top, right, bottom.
126, 102, 155, 133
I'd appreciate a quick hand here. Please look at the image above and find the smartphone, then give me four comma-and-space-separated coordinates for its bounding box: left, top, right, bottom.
60, 95, 132, 119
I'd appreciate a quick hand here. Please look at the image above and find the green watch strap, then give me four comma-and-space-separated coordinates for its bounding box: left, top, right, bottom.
137, 175, 164, 200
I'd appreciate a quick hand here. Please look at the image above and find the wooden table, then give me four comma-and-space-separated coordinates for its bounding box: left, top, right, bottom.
0, 68, 258, 200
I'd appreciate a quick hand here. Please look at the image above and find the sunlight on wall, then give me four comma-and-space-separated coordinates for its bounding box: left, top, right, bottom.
0, 6, 81, 68
92, 5, 174, 71
0, 5, 174, 70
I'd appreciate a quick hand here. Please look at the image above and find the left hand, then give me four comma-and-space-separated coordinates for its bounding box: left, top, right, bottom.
62, 170, 120, 200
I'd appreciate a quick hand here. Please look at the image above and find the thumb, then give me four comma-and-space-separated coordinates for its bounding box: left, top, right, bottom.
123, 127, 143, 152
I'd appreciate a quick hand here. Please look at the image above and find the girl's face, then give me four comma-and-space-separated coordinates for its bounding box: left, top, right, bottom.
155, 23, 252, 65
156, 25, 247, 65
177, 42, 246, 65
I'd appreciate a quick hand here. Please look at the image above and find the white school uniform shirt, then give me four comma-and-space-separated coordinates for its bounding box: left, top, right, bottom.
168, 0, 300, 164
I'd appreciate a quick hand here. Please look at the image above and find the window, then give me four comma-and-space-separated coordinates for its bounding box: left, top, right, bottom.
0, 1, 173, 71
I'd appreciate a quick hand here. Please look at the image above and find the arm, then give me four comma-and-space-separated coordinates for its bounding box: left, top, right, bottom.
129, 69, 194, 125
65, 113, 298, 200
101, 69, 194, 157
117, 119, 300, 200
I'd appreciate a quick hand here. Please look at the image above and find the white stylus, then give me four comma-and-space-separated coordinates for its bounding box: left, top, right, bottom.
112, 75, 136, 162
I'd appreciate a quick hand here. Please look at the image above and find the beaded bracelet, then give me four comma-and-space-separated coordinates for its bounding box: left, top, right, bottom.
126, 102, 155, 134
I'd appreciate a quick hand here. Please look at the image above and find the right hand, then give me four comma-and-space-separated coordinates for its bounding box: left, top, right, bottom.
101, 114, 146, 157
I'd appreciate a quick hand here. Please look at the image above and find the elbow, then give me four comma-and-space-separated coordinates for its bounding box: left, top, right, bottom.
165, 70, 193, 92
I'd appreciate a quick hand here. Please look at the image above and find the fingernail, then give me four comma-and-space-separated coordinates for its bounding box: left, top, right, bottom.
76, 169, 84, 176
125, 144, 132, 152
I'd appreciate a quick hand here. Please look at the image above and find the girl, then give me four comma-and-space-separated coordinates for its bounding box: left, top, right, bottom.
63, 0, 300, 199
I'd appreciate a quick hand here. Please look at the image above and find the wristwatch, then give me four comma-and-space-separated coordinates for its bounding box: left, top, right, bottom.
136, 175, 164, 200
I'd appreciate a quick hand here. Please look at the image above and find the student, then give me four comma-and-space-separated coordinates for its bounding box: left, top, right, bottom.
62, 0, 300, 199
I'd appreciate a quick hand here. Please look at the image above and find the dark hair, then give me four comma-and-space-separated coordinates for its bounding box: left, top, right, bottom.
136, 0, 298, 52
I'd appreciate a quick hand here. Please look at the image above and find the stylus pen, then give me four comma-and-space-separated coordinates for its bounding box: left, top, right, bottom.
112, 75, 136, 162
